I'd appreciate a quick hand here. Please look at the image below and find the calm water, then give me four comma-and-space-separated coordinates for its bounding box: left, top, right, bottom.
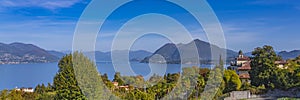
0, 62, 214, 90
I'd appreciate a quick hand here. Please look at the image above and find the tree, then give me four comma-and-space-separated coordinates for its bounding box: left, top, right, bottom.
101, 73, 110, 84
53, 54, 86, 100
201, 58, 225, 99
72, 52, 106, 99
284, 56, 300, 87
35, 84, 44, 94
223, 70, 242, 93
113, 72, 124, 86
0, 89, 8, 100
101, 73, 114, 91
125, 90, 154, 100
250, 45, 281, 89
8, 90, 23, 100
22, 92, 37, 100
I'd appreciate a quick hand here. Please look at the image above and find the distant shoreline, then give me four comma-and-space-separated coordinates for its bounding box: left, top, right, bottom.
0, 61, 58, 65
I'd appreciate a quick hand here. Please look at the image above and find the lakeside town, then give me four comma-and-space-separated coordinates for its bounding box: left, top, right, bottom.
0, 54, 51, 64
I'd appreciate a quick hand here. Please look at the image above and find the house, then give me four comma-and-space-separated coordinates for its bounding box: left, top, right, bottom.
275, 60, 288, 69
228, 50, 251, 83
118, 85, 130, 91
112, 82, 119, 87
16, 87, 34, 93
111, 82, 130, 91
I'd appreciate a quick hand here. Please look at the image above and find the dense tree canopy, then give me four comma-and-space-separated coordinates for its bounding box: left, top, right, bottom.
250, 45, 300, 91
53, 54, 86, 100
250, 45, 281, 89
223, 70, 242, 93
72, 52, 106, 99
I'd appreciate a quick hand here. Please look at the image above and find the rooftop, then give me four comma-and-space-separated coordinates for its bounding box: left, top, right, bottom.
238, 62, 251, 70
239, 73, 250, 79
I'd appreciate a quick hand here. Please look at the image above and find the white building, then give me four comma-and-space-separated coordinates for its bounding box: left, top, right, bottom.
16, 87, 34, 93
275, 60, 288, 69
228, 50, 251, 83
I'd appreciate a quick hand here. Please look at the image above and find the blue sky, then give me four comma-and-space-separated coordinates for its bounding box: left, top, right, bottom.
0, 0, 300, 52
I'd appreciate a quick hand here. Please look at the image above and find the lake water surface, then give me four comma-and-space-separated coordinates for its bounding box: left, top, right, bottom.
0, 62, 214, 90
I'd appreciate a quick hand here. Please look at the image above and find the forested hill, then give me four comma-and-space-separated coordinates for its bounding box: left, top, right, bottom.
141, 39, 237, 64
0, 42, 58, 64
278, 50, 300, 60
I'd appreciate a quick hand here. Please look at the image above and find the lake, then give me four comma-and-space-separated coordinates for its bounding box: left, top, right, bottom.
0, 62, 214, 90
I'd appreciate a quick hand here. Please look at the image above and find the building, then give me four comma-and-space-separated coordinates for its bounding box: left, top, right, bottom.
228, 50, 251, 83
112, 82, 119, 87
111, 82, 130, 91
15, 87, 34, 93
275, 60, 288, 69
118, 85, 130, 91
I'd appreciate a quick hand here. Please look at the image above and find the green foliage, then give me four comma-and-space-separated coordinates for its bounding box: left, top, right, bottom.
22, 92, 37, 100
35, 83, 55, 100
113, 72, 125, 86
8, 90, 23, 100
36, 92, 56, 100
101, 73, 110, 84
35, 84, 46, 94
122, 75, 145, 88
250, 45, 300, 92
53, 53, 86, 100
102, 73, 115, 91
286, 56, 300, 87
0, 89, 38, 100
72, 52, 106, 99
223, 70, 242, 93
250, 45, 281, 89
201, 69, 224, 99
0, 89, 8, 100
125, 90, 154, 100
248, 85, 267, 94
201, 58, 225, 99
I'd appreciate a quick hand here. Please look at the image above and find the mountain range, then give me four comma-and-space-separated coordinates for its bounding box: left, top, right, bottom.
0, 42, 58, 64
141, 39, 237, 64
0, 42, 152, 64
1, 41, 299, 64
278, 50, 300, 60
243, 51, 299, 60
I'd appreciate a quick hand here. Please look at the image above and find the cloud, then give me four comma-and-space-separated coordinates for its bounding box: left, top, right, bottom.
0, 0, 83, 10
0, 18, 76, 50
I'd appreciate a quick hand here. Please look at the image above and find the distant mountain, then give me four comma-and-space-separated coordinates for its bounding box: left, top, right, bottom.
141, 39, 238, 64
47, 50, 66, 58
84, 50, 152, 62
129, 50, 153, 61
278, 50, 300, 60
0, 42, 58, 64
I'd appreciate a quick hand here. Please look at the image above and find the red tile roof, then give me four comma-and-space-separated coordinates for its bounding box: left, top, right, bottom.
238, 62, 251, 70
275, 60, 287, 65
237, 57, 250, 61
239, 73, 250, 79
